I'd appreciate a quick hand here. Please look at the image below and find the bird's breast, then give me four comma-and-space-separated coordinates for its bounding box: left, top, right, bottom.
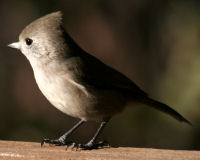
33, 67, 92, 119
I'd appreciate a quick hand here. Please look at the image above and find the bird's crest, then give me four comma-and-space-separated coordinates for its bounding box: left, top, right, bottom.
20, 11, 63, 39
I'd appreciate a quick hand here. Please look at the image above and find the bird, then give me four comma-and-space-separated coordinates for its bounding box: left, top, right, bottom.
8, 11, 191, 150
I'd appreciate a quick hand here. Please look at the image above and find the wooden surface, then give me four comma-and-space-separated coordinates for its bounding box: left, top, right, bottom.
0, 140, 199, 160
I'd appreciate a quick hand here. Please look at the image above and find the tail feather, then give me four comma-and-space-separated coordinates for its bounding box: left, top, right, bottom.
138, 96, 192, 125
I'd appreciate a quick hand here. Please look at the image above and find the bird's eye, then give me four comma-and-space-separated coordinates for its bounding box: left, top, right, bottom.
25, 38, 33, 46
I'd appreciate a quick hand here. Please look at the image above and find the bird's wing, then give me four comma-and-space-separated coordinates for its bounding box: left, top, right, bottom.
69, 52, 147, 97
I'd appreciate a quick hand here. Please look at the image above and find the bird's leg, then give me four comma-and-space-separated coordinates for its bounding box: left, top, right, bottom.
41, 119, 85, 146
73, 120, 110, 150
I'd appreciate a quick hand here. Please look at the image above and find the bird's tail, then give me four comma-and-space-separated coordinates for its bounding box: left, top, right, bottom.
137, 96, 192, 125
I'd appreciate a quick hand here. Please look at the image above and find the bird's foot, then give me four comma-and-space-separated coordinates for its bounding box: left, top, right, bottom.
72, 140, 110, 150
41, 138, 73, 146
41, 138, 110, 150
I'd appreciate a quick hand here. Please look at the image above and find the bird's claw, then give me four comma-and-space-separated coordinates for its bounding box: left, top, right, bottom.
41, 138, 73, 147
71, 140, 110, 150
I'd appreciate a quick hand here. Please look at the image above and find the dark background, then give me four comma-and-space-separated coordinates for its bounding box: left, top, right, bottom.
0, 0, 200, 149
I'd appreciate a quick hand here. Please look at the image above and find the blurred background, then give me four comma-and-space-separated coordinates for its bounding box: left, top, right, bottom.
0, 0, 200, 150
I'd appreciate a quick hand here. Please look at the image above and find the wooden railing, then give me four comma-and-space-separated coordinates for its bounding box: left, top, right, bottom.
0, 140, 199, 160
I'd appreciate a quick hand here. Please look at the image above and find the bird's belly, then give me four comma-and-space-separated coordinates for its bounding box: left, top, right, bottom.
43, 87, 125, 120
37, 79, 89, 119
34, 71, 126, 120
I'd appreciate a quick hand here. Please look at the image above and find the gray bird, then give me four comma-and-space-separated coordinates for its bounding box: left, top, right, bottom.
8, 11, 191, 150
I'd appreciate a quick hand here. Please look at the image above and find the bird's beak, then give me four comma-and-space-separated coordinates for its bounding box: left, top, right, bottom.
8, 42, 20, 50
